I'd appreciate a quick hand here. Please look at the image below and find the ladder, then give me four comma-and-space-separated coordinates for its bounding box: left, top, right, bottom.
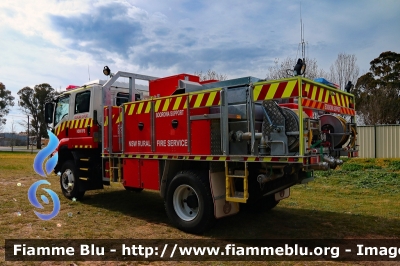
78, 157, 90, 181
108, 157, 122, 183
225, 161, 249, 203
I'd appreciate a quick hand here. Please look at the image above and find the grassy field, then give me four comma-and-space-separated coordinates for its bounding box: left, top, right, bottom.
0, 152, 399, 265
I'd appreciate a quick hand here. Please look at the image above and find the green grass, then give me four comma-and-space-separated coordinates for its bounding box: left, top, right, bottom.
0, 153, 399, 265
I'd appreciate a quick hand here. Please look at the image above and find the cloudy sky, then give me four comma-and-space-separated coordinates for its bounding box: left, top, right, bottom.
0, 0, 399, 132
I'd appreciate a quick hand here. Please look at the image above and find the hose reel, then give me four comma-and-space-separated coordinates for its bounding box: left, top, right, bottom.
262, 101, 308, 153
320, 114, 356, 149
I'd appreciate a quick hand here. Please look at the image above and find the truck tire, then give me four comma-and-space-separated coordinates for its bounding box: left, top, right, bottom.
165, 171, 215, 234
124, 186, 144, 193
260, 194, 280, 210
242, 194, 280, 212
60, 160, 85, 200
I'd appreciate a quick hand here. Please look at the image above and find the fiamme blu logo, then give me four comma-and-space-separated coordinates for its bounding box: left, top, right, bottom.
28, 130, 60, 220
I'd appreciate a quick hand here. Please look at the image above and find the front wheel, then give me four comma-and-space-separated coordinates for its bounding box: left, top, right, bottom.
60, 160, 85, 200
165, 171, 215, 234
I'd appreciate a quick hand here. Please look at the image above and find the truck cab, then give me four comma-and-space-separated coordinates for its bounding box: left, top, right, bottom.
45, 79, 151, 198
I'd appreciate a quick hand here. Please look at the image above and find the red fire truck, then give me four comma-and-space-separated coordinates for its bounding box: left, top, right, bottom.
45, 68, 358, 233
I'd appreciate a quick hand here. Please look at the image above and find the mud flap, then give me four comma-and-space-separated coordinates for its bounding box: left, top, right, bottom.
209, 172, 239, 219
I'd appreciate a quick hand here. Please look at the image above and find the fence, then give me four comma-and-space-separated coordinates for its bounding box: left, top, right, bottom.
357, 125, 400, 158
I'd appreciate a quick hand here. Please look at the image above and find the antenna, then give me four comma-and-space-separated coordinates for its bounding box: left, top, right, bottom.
299, 1, 306, 76
88, 65, 91, 81
288, 1, 307, 77
300, 3, 305, 59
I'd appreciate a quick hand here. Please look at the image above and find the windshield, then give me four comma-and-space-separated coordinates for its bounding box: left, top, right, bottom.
54, 95, 70, 125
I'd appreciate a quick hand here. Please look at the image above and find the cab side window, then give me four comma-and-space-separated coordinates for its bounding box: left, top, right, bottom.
116, 93, 129, 106
75, 91, 91, 114
115, 93, 140, 106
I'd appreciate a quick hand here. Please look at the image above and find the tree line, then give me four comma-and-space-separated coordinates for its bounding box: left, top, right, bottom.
0, 51, 398, 148
0, 83, 57, 148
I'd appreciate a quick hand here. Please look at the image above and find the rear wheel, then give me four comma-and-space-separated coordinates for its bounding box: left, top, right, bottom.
259, 194, 280, 210
242, 194, 280, 212
124, 186, 144, 193
60, 160, 85, 200
165, 170, 215, 234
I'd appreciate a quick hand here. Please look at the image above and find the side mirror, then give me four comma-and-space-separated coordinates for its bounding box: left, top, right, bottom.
45, 102, 54, 123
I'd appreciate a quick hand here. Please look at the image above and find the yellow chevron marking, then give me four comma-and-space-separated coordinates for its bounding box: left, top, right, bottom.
194, 93, 204, 107
219, 156, 226, 161
124, 105, 128, 112
194, 156, 201, 160
137, 102, 144, 114
318, 88, 324, 102
311, 85, 318, 100
144, 155, 150, 159
331, 94, 336, 105
281, 80, 297, 98
162, 155, 168, 159
206, 91, 217, 106
262, 158, 272, 162
247, 157, 256, 162
253, 85, 262, 101
155, 100, 161, 112
162, 99, 170, 111
84, 118, 90, 127
335, 93, 340, 106
128, 104, 135, 115
345, 96, 349, 107
79, 119, 84, 128
206, 156, 213, 161
304, 83, 311, 95
173, 96, 182, 110
324, 91, 329, 103
116, 112, 122, 123
104, 117, 108, 127
340, 94, 345, 107
265, 82, 279, 100
145, 102, 151, 113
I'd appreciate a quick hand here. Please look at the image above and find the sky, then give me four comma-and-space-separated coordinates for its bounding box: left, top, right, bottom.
0, 0, 399, 132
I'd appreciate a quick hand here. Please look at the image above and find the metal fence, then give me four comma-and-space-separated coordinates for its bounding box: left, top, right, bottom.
357, 125, 400, 158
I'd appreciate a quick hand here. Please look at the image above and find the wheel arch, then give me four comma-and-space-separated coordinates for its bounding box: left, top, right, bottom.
159, 160, 209, 199
54, 145, 75, 174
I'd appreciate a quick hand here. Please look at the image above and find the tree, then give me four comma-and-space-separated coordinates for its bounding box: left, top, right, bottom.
266, 57, 328, 80
194, 69, 227, 82
329, 53, 360, 91
353, 51, 400, 125
0, 82, 15, 131
18, 83, 58, 148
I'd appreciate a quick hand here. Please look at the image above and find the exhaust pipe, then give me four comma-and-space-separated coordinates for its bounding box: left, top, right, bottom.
323, 155, 343, 169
